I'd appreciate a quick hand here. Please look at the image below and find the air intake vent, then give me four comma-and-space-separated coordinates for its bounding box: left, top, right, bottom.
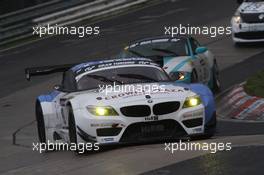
241, 13, 264, 23
120, 105, 151, 117
153, 101, 180, 115
182, 118, 203, 128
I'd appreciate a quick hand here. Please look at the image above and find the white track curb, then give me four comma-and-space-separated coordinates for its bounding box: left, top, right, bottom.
216, 82, 264, 122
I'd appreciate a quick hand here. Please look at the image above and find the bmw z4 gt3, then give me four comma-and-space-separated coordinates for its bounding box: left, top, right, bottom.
26, 58, 216, 152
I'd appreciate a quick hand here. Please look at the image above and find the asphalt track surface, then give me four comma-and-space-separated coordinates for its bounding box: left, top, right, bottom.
0, 0, 264, 174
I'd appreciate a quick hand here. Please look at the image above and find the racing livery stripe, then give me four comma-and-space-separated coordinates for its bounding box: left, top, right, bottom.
171, 58, 192, 72
38, 91, 60, 102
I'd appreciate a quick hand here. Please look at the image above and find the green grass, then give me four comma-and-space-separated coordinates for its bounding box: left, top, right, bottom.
244, 70, 264, 98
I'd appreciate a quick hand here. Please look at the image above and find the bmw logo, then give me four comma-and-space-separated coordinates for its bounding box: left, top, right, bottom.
259, 14, 264, 20
147, 99, 153, 103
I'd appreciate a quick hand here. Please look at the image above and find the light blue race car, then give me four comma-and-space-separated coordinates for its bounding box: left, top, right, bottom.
119, 36, 221, 93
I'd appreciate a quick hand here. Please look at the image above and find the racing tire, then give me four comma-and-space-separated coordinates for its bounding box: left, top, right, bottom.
212, 62, 221, 93
36, 101, 46, 144
68, 106, 77, 145
191, 70, 198, 83
68, 106, 82, 154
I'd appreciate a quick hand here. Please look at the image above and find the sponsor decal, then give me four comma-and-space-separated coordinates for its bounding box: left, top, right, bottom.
97, 88, 184, 100
90, 123, 125, 128
72, 58, 159, 75
102, 138, 115, 142
145, 115, 159, 121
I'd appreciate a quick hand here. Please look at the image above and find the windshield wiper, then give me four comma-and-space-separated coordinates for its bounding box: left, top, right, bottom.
117, 73, 158, 82
127, 49, 145, 57
85, 74, 122, 84
152, 48, 179, 56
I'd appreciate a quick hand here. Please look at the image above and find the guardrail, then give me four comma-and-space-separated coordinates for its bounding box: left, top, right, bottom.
0, 0, 95, 47
0, 0, 148, 50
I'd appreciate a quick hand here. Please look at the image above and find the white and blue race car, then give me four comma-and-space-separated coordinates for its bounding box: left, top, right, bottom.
119, 36, 221, 92
26, 58, 216, 152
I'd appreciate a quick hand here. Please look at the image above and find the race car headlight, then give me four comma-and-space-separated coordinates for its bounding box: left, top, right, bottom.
233, 15, 242, 24
183, 96, 202, 108
87, 106, 119, 116
169, 71, 188, 81
233, 11, 242, 24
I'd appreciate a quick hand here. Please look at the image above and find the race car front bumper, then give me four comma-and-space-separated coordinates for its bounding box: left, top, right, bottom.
74, 105, 206, 145
232, 22, 264, 43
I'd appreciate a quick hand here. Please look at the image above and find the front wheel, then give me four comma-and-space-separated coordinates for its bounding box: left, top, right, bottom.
36, 101, 46, 144
212, 62, 221, 93
68, 106, 77, 145
191, 70, 198, 83
68, 106, 84, 154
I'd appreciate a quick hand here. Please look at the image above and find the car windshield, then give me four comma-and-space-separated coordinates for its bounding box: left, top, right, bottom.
119, 39, 189, 58
76, 66, 170, 91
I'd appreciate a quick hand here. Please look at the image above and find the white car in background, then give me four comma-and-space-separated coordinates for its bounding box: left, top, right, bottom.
232, 0, 264, 44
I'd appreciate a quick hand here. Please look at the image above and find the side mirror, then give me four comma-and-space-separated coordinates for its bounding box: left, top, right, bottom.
237, 0, 243, 4
195, 47, 208, 54
169, 72, 178, 81
54, 84, 73, 92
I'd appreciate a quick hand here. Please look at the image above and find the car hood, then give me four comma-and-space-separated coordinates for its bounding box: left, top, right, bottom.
68, 82, 196, 108
239, 2, 264, 13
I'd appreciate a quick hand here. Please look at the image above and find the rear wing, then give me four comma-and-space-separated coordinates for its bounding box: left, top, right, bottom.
25, 64, 76, 81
